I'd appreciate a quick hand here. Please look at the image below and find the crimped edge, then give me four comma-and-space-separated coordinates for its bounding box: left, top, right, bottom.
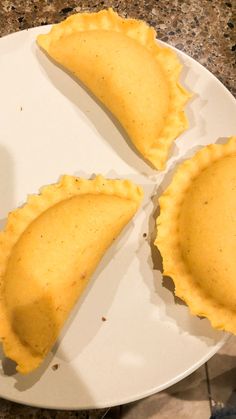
0, 175, 143, 373
37, 8, 191, 170
155, 136, 236, 333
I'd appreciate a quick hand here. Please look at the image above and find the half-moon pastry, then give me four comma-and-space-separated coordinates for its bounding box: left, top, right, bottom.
0, 175, 143, 373
37, 9, 190, 170
155, 136, 236, 333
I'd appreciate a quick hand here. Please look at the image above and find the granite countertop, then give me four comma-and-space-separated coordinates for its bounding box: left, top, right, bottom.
0, 1, 235, 418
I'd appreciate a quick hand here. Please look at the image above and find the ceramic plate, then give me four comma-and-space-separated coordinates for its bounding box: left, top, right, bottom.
0, 25, 235, 410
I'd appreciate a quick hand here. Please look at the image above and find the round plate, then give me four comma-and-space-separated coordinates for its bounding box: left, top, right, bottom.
0, 25, 235, 410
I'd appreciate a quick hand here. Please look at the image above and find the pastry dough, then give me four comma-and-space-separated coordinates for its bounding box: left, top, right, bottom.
0, 175, 143, 373
37, 9, 190, 170
155, 137, 236, 333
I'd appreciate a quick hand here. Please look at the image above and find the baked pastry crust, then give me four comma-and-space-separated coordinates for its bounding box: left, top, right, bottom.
0, 175, 143, 373
155, 137, 236, 333
37, 9, 190, 170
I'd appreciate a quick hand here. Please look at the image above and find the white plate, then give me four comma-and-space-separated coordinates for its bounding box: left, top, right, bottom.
0, 25, 235, 410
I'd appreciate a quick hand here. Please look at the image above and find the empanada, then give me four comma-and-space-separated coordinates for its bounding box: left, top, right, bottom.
37, 9, 190, 170
0, 175, 143, 373
155, 136, 236, 333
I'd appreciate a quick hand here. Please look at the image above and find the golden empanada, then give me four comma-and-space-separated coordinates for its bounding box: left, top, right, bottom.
155, 136, 236, 333
37, 9, 190, 170
0, 175, 143, 373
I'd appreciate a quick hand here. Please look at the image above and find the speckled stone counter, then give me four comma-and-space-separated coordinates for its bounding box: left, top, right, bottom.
0, 1, 235, 418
